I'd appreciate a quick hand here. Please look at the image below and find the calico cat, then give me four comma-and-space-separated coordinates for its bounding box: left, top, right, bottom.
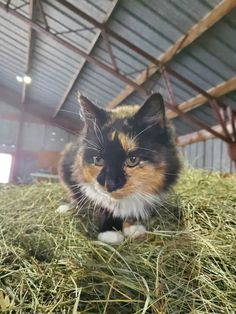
59, 93, 181, 244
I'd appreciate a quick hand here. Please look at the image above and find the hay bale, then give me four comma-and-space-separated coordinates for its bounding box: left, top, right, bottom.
0, 169, 235, 313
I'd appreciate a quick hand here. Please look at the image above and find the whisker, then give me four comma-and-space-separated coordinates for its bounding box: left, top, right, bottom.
133, 123, 156, 142
135, 191, 176, 222
132, 146, 157, 154
164, 172, 179, 176
85, 117, 104, 147
93, 118, 104, 144
58, 109, 83, 118
83, 138, 100, 149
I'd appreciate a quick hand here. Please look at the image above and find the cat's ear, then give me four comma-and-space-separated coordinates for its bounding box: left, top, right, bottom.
79, 94, 107, 125
134, 93, 166, 128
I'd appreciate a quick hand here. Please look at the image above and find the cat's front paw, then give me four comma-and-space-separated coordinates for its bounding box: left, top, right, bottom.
123, 224, 146, 239
98, 231, 124, 245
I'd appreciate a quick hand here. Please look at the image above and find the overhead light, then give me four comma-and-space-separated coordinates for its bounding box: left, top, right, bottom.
23, 75, 32, 84
60, 138, 64, 142
16, 75, 32, 84
16, 75, 23, 82
51, 132, 56, 136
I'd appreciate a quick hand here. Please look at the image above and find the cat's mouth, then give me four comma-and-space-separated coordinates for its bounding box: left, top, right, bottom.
93, 182, 119, 201
80, 180, 132, 206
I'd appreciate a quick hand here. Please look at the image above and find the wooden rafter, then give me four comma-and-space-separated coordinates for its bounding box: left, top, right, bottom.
177, 123, 233, 147
167, 77, 236, 119
52, 0, 119, 118
108, 0, 236, 108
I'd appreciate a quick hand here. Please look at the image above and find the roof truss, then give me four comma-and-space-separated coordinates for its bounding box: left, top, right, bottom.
108, 0, 236, 108
167, 77, 236, 119
178, 122, 234, 146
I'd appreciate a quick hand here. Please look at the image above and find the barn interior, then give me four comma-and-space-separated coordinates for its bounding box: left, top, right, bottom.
0, 0, 235, 183
0, 0, 236, 313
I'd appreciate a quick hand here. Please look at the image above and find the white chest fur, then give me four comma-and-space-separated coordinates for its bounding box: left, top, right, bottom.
80, 182, 161, 220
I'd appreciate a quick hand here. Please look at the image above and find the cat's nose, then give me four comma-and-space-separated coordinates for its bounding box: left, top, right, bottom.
97, 168, 126, 192
106, 178, 117, 192
106, 177, 125, 192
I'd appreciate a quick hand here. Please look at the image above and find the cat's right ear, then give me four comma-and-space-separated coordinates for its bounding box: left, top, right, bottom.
79, 94, 107, 125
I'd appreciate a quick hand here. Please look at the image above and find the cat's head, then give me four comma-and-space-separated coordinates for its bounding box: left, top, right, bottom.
74, 93, 180, 201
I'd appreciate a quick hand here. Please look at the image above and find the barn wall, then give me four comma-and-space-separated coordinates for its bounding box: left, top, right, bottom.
0, 101, 77, 182
182, 138, 234, 172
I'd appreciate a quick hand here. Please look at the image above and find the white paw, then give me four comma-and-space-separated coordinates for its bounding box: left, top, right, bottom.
98, 231, 124, 245
123, 224, 146, 239
56, 204, 71, 214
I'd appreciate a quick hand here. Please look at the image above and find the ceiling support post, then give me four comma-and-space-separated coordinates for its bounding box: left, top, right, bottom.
11, 106, 25, 183
11, 0, 37, 182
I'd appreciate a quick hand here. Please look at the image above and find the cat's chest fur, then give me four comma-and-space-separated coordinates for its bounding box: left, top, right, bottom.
80, 181, 162, 220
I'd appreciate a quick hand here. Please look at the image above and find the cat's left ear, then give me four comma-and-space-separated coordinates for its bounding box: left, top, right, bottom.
79, 94, 107, 125
134, 93, 166, 128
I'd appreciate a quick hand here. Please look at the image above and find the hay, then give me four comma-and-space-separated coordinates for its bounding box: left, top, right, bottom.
0, 169, 236, 313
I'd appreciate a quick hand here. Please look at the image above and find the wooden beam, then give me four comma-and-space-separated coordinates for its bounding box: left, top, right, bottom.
177, 123, 233, 146
108, 0, 236, 108
0, 86, 78, 133
52, 0, 119, 118
1, 113, 45, 124
167, 77, 236, 119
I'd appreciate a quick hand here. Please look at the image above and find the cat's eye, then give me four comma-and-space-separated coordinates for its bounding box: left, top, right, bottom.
126, 156, 140, 167
93, 156, 104, 166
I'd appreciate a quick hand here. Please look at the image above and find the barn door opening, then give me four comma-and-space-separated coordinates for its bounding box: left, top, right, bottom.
0, 153, 12, 183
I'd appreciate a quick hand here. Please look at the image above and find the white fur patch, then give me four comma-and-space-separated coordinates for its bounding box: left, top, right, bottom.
56, 204, 71, 214
123, 224, 146, 238
98, 231, 124, 244
80, 182, 161, 220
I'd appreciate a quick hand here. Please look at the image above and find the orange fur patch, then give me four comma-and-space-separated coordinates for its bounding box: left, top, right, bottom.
111, 162, 166, 199
109, 105, 139, 119
123, 219, 136, 229
73, 154, 100, 184
72, 154, 84, 182
110, 131, 136, 152
119, 132, 136, 151
83, 164, 100, 183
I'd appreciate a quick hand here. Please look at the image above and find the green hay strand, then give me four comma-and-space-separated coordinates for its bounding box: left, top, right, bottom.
0, 169, 236, 313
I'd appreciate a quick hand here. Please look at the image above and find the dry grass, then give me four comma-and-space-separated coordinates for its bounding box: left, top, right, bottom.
0, 169, 236, 313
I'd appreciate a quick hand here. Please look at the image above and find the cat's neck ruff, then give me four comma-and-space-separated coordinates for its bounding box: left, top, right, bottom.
80, 181, 161, 220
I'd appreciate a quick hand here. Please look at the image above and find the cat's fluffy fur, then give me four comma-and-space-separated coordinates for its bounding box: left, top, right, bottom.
59, 93, 181, 243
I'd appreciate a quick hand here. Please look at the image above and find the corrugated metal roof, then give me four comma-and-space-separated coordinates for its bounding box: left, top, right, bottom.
0, 7, 28, 93
0, 0, 117, 114
0, 0, 235, 137
127, 8, 236, 105
63, 0, 224, 111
